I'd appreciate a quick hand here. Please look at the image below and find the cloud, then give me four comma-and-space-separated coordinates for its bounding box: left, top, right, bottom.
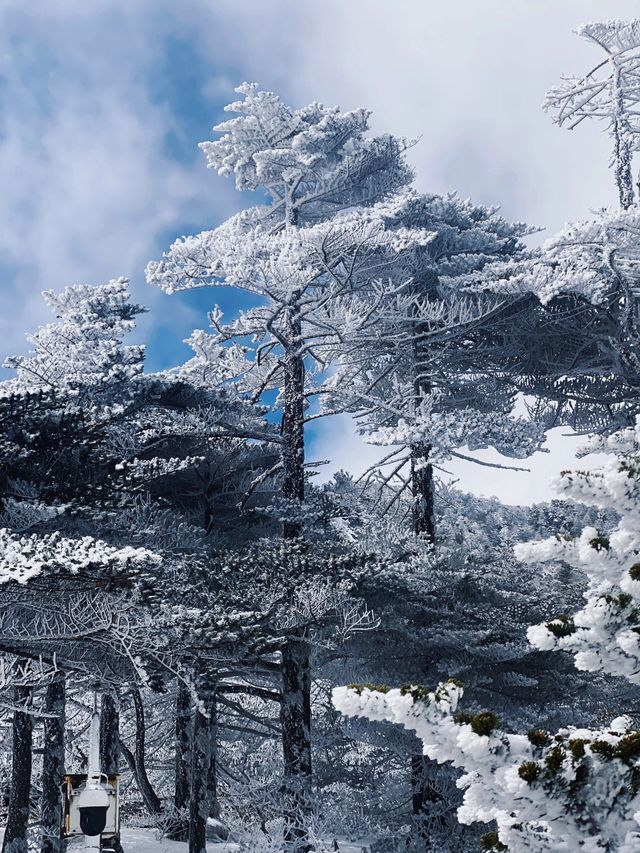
0, 1, 240, 368
275, 0, 640, 229
0, 0, 633, 501
309, 417, 611, 507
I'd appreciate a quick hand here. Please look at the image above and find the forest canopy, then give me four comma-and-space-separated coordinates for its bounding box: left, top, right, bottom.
2, 11, 640, 853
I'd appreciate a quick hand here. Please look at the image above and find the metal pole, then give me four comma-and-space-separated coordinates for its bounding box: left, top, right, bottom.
88, 691, 101, 780
82, 691, 102, 852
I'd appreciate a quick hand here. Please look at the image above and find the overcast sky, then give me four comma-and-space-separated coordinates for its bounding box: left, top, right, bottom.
1, 0, 636, 504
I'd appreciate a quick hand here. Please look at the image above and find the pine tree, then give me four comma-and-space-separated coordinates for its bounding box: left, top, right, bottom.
334, 417, 640, 851
147, 82, 419, 852
544, 19, 640, 209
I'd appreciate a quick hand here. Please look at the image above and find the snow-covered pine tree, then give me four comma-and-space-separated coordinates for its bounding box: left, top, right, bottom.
481, 206, 640, 435
146, 82, 426, 852
316, 470, 628, 851
333, 677, 640, 852
138, 530, 378, 849
0, 277, 279, 851
324, 189, 543, 542
305, 187, 550, 850
332, 417, 640, 851
0, 275, 275, 567
522, 419, 640, 685
544, 19, 640, 209
4, 276, 145, 398
475, 19, 640, 437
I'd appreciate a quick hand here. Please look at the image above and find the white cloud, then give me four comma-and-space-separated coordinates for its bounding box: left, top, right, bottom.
309, 417, 611, 507
0, 1, 239, 364
0, 0, 633, 502
277, 0, 640, 229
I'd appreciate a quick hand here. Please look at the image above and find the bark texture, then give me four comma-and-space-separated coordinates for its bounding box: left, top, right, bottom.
410, 444, 435, 541
128, 688, 162, 815
411, 305, 435, 542
612, 62, 635, 210
98, 691, 124, 853
280, 315, 313, 851
281, 343, 305, 540
206, 694, 220, 821
409, 319, 443, 850
99, 691, 120, 776
280, 636, 312, 853
41, 673, 66, 853
2, 684, 33, 853
168, 683, 192, 842
188, 707, 210, 853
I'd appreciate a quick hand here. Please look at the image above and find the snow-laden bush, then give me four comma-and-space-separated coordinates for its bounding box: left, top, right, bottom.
334, 417, 640, 851
519, 418, 640, 683
333, 680, 640, 852
0, 528, 159, 585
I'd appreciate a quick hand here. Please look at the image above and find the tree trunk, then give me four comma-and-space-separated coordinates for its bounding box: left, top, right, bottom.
41, 673, 66, 853
409, 316, 442, 850
280, 636, 312, 853
408, 445, 441, 850
281, 343, 306, 540
410, 443, 435, 541
99, 691, 124, 853
168, 683, 192, 842
612, 62, 635, 210
188, 707, 210, 853
2, 684, 33, 853
206, 693, 220, 822
129, 688, 162, 815
280, 323, 313, 852
411, 300, 435, 544
99, 691, 120, 776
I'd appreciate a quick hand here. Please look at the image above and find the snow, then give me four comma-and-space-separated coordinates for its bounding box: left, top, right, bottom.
64, 828, 366, 853
67, 828, 235, 852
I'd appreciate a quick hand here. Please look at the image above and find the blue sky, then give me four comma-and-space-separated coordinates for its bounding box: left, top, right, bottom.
1, 0, 638, 503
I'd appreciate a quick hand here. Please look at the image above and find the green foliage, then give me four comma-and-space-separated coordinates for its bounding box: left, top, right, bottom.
400, 684, 432, 704
480, 830, 508, 851
471, 711, 501, 737
545, 614, 576, 638
590, 740, 615, 760
568, 738, 589, 761
453, 710, 501, 737
614, 732, 640, 763
585, 734, 640, 763
544, 746, 565, 774
589, 534, 610, 551
603, 592, 633, 609
347, 683, 391, 696
517, 761, 540, 783
620, 460, 640, 479
527, 729, 551, 748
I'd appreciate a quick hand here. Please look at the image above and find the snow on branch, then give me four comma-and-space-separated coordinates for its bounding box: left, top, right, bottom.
4, 277, 145, 395
545, 18, 640, 207
518, 416, 640, 684
334, 680, 640, 852
0, 529, 160, 585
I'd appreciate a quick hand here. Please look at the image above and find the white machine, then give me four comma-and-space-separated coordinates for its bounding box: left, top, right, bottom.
62, 695, 120, 851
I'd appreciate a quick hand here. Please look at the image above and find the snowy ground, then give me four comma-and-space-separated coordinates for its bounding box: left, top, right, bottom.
67, 827, 239, 851
64, 827, 367, 852
0, 825, 367, 852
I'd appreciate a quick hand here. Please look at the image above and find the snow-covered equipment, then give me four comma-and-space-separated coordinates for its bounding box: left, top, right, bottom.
62, 695, 120, 844
76, 782, 110, 836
